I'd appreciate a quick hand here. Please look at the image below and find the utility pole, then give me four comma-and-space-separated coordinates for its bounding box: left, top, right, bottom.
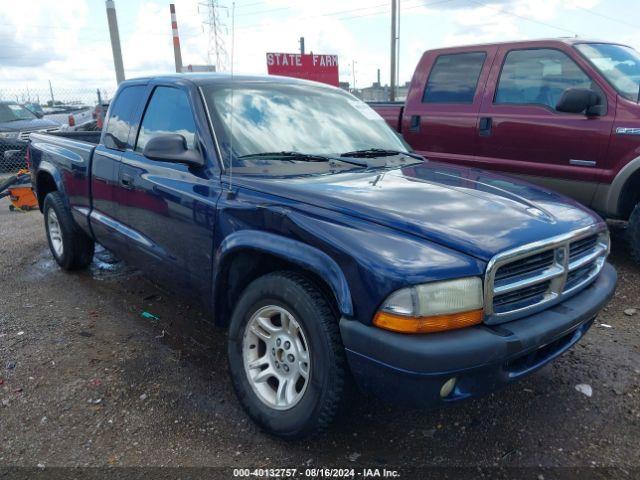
299, 37, 305, 55
170, 4, 183, 73
48, 80, 55, 105
352, 60, 357, 92
396, 0, 401, 96
390, 0, 397, 102
105, 0, 125, 84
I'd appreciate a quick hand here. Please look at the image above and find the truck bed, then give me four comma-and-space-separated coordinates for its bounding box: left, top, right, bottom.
368, 102, 404, 132
33, 130, 102, 145
29, 131, 100, 233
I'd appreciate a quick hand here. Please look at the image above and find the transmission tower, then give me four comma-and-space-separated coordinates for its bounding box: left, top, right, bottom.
199, 0, 228, 72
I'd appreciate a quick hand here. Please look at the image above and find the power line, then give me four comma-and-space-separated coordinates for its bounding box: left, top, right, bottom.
235, 5, 291, 17
235, 1, 400, 19
339, 0, 453, 21
575, 5, 639, 31
467, 0, 577, 35
234, 0, 453, 32
234, 0, 269, 9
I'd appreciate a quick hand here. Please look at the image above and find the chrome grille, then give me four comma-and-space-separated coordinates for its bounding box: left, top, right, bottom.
484, 227, 609, 324
494, 250, 554, 283
493, 280, 551, 313
569, 235, 598, 261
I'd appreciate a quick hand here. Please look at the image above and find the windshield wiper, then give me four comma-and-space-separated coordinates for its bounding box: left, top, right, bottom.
237, 151, 368, 167
340, 148, 424, 160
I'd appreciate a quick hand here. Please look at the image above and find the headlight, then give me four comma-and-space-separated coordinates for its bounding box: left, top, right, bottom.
373, 277, 484, 334
0, 131, 19, 140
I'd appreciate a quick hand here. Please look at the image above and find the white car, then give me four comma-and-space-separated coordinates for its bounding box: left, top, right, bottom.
43, 105, 93, 130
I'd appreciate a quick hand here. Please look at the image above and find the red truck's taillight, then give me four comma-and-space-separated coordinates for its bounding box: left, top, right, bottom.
68, 114, 75, 127
25, 146, 31, 170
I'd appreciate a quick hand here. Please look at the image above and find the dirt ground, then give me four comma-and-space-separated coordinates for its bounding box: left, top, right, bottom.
1, 196, 639, 478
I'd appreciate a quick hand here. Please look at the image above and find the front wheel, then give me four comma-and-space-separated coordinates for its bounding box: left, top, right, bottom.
43, 192, 95, 270
227, 272, 348, 439
629, 202, 640, 265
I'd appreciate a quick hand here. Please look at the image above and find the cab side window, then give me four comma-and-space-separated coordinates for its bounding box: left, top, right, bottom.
495, 49, 595, 110
422, 52, 486, 104
136, 87, 197, 153
103, 86, 144, 150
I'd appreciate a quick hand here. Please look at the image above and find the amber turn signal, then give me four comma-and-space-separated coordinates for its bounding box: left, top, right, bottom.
373, 309, 483, 334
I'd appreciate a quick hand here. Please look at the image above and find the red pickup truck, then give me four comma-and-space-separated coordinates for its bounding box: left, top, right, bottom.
370, 39, 640, 263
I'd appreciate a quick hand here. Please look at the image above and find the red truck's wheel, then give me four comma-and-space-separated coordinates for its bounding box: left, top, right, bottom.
43, 192, 95, 271
629, 202, 640, 265
227, 271, 349, 439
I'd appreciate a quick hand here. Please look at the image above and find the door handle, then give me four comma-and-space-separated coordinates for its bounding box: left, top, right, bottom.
479, 117, 492, 137
409, 115, 421, 133
120, 173, 134, 189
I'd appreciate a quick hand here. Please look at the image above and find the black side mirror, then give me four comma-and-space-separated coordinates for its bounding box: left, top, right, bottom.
35, 112, 44, 119
556, 88, 603, 116
142, 134, 204, 167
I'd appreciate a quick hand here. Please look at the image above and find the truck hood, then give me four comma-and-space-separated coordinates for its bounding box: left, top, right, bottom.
237, 161, 603, 261
0, 118, 59, 132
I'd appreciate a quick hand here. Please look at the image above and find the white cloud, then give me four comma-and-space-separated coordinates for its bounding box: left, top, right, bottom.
0, 0, 626, 102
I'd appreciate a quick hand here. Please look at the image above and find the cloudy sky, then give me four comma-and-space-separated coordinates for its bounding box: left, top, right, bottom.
0, 0, 637, 102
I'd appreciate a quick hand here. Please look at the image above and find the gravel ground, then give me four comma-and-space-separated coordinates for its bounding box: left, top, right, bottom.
1, 196, 639, 478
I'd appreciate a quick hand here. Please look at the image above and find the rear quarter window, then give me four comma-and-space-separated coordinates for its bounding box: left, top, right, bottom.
422, 52, 487, 104
103, 86, 144, 151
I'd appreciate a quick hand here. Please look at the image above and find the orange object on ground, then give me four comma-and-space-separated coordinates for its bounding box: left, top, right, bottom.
1, 169, 38, 211
9, 185, 38, 211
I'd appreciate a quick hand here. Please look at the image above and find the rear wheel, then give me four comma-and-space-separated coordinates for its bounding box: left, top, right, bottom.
629, 202, 640, 265
43, 192, 95, 270
227, 271, 348, 439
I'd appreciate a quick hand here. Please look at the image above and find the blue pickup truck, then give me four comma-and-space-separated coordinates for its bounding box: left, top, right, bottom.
28, 74, 617, 439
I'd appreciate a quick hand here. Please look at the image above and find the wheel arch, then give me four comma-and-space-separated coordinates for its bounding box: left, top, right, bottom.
35, 163, 65, 211
617, 165, 640, 220
212, 231, 354, 327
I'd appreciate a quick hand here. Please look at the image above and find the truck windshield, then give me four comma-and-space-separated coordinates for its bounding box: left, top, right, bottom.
0, 103, 37, 123
576, 43, 640, 102
202, 82, 409, 176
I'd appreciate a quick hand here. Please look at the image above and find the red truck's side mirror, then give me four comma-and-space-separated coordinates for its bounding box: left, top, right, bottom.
556, 88, 603, 116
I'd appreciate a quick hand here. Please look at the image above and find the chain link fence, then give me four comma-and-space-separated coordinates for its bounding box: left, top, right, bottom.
0, 87, 112, 174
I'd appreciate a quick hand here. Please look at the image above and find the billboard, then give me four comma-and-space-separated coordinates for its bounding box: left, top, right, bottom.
266, 53, 339, 87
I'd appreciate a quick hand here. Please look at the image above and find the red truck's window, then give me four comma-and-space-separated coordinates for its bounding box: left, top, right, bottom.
495, 49, 594, 110
422, 52, 486, 104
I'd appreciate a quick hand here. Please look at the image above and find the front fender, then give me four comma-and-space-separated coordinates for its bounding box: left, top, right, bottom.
213, 230, 354, 317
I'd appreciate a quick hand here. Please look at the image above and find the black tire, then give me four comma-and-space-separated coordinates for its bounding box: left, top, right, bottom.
629, 202, 640, 265
43, 192, 95, 270
228, 271, 348, 439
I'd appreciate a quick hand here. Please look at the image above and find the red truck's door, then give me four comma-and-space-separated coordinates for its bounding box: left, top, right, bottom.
401, 47, 496, 163
475, 44, 616, 205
